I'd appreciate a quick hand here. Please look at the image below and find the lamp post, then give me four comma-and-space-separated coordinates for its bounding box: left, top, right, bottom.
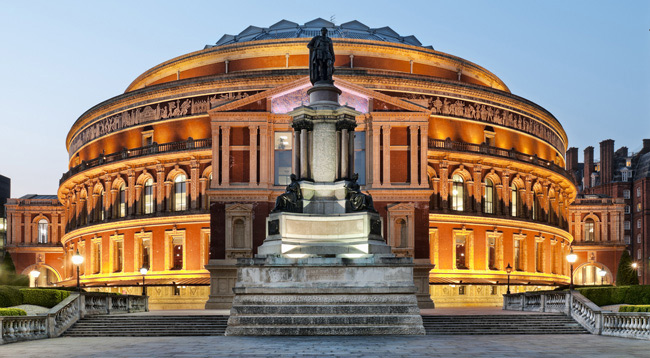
71, 250, 84, 292
566, 247, 578, 291
505, 263, 513, 294
30, 269, 41, 288
598, 268, 607, 286
140, 267, 148, 296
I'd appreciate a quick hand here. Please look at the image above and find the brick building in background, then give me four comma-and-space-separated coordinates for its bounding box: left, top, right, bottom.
567, 139, 650, 284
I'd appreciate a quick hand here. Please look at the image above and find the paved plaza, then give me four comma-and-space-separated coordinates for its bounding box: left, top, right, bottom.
3, 334, 648, 357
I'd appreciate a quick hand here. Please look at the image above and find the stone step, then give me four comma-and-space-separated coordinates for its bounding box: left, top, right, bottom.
225, 325, 425, 336
233, 294, 418, 306
231, 304, 420, 315
228, 314, 422, 326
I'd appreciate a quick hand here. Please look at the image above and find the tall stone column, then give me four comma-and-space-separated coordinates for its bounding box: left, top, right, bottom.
382, 125, 391, 186
300, 129, 309, 180
348, 128, 355, 178
249, 126, 258, 186
221, 126, 230, 187
191, 159, 200, 209
341, 128, 349, 179
409, 125, 418, 186
420, 126, 428, 187
311, 120, 337, 182
259, 126, 269, 187
128, 169, 135, 217
372, 124, 381, 187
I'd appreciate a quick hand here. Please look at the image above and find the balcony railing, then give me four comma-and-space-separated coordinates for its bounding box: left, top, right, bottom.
60, 138, 211, 185
428, 138, 574, 182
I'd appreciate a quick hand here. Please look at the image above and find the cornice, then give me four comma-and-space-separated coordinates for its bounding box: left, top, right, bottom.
61, 214, 210, 245
428, 213, 573, 242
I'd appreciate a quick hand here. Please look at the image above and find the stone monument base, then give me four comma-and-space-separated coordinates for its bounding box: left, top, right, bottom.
225, 256, 425, 336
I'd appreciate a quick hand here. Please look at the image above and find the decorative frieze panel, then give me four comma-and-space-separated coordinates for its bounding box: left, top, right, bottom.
69, 91, 261, 156
380, 91, 565, 153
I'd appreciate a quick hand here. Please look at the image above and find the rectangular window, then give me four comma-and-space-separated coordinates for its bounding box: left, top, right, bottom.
625, 205, 631, 214
113, 240, 123, 273
623, 190, 630, 199
274, 132, 292, 185
458, 285, 466, 295
490, 285, 497, 295
141, 239, 151, 269
174, 180, 187, 211
354, 131, 366, 185
638, 220, 642, 229
484, 185, 494, 214
514, 239, 521, 271
535, 241, 543, 272
144, 184, 154, 214
625, 221, 630, 230
638, 187, 641, 197
455, 235, 467, 269
488, 237, 496, 270
119, 188, 127, 218
172, 243, 183, 270
93, 241, 101, 274
637, 203, 642, 212
624, 235, 631, 245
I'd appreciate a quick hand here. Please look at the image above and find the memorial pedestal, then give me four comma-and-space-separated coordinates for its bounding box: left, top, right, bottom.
225, 256, 425, 336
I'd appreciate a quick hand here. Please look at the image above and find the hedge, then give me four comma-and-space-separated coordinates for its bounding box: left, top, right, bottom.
20, 289, 70, 308
578, 286, 650, 306
619, 305, 650, 313
0, 308, 27, 316
0, 286, 23, 307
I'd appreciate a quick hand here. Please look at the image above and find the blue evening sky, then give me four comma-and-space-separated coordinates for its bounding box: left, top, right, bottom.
1, 0, 648, 197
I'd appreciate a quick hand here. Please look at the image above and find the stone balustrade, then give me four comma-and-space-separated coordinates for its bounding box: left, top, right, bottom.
1, 292, 148, 344
504, 290, 650, 340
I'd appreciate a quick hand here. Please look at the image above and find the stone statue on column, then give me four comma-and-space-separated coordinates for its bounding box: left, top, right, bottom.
308, 27, 335, 84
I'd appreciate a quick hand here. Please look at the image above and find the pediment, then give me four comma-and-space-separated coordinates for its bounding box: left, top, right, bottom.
209, 77, 428, 115
225, 203, 253, 212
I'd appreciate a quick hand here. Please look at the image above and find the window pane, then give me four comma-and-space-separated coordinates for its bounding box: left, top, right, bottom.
173, 244, 183, 270
275, 151, 292, 185
456, 235, 466, 269
354, 132, 366, 185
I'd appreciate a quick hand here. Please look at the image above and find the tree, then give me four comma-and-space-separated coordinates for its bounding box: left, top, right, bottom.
616, 250, 639, 286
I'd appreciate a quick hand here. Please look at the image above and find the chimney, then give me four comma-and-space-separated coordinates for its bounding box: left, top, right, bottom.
566, 147, 578, 172
644, 139, 650, 152
615, 146, 628, 158
600, 139, 614, 185
584, 146, 594, 190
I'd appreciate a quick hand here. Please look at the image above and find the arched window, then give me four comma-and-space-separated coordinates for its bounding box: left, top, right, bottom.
95, 189, 104, 222
37, 219, 48, 244
510, 184, 519, 217
451, 174, 464, 211
484, 178, 495, 214
119, 183, 127, 218
173, 174, 187, 211
584, 218, 595, 242
143, 178, 154, 214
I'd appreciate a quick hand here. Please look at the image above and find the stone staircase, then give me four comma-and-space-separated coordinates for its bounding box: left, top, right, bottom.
62, 313, 588, 337
226, 293, 425, 335
63, 315, 228, 337
422, 313, 588, 335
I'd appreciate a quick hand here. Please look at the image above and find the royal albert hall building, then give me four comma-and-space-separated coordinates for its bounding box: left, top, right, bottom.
56, 19, 577, 308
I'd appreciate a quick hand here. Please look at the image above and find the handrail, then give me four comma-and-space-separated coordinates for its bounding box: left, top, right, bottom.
428, 138, 574, 182
60, 137, 211, 185
503, 290, 650, 340
1, 292, 148, 345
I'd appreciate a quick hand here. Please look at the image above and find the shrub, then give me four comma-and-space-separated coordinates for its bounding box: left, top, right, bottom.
0, 286, 23, 307
616, 251, 639, 286
0, 308, 27, 316
619, 305, 650, 312
20, 289, 71, 308
578, 286, 650, 306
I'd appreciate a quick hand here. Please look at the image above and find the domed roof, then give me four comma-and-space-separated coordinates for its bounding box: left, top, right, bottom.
206, 18, 432, 49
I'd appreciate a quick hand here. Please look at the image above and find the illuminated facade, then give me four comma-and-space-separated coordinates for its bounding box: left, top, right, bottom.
16, 18, 576, 308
